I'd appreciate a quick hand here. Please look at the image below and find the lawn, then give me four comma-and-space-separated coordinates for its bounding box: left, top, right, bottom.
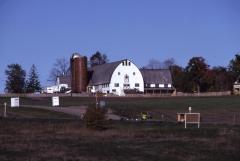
1, 96, 240, 124
0, 96, 240, 161
0, 119, 240, 161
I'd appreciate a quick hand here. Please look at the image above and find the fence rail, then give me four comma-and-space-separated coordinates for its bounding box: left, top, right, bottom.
0, 91, 232, 98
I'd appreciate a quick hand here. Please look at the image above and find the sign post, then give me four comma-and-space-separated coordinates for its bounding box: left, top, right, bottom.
189, 106, 192, 113
4, 102, 7, 118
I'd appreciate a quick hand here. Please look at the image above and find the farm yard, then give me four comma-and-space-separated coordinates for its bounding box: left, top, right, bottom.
0, 96, 240, 161
1, 96, 240, 124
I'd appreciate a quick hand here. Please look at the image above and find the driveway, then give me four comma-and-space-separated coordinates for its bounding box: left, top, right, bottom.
22, 105, 121, 120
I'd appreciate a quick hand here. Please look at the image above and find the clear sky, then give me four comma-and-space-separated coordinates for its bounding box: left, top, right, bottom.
0, 0, 240, 92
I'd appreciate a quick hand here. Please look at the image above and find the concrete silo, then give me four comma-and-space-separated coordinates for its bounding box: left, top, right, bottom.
70, 53, 88, 93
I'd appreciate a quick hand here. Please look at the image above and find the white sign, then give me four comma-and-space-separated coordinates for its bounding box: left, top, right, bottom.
99, 101, 106, 108
185, 113, 200, 128
52, 96, 59, 107
11, 97, 20, 107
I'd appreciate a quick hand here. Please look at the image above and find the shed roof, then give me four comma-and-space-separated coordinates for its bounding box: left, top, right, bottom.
58, 75, 71, 86
140, 69, 172, 84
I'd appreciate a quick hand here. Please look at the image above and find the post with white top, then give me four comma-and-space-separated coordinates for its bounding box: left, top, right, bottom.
189, 106, 192, 113
184, 113, 187, 128
4, 102, 7, 118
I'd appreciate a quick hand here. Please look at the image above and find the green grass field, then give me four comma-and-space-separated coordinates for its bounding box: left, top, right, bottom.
1, 96, 240, 123
0, 119, 240, 161
0, 96, 240, 161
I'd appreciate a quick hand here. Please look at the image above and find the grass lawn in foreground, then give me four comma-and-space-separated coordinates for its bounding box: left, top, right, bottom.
0, 106, 77, 119
0, 119, 240, 161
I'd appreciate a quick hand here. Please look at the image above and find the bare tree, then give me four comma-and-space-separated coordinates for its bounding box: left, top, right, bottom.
49, 58, 70, 83
144, 58, 176, 69
163, 58, 176, 69
145, 59, 163, 69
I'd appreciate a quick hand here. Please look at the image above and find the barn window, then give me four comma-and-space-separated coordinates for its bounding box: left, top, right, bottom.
124, 74, 129, 83
133, 72, 135, 75
112, 89, 116, 92
114, 83, 119, 87
118, 72, 120, 75
135, 83, 139, 87
128, 62, 131, 66
124, 84, 130, 87
150, 84, 155, 88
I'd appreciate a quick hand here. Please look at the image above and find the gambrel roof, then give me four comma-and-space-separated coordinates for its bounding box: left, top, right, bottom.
140, 69, 172, 84
88, 60, 125, 86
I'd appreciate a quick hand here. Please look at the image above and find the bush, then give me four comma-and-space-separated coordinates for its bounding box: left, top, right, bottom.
83, 106, 108, 130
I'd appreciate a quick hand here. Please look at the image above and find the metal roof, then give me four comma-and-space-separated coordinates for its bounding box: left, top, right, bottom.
58, 75, 71, 86
88, 60, 125, 86
140, 69, 172, 84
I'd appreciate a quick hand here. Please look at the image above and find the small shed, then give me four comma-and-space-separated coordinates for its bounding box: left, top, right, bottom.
177, 113, 186, 122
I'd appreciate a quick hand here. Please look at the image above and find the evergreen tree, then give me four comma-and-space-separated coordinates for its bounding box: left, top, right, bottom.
26, 64, 41, 93
229, 54, 240, 79
5, 64, 26, 93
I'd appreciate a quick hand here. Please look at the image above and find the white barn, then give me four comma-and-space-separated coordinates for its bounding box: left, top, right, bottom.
59, 58, 174, 95
88, 59, 144, 96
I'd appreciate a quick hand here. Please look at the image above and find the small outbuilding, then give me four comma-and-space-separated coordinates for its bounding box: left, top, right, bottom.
233, 76, 240, 95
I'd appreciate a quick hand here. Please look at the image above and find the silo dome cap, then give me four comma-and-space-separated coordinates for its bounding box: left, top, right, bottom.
72, 53, 82, 59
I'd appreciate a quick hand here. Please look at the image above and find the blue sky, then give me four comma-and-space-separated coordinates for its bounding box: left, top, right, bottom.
0, 0, 240, 92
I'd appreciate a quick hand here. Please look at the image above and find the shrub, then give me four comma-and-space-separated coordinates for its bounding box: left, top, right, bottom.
83, 106, 108, 130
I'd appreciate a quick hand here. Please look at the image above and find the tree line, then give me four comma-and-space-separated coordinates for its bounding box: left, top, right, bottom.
4, 52, 240, 93
4, 51, 108, 93
169, 55, 239, 93
5, 64, 41, 93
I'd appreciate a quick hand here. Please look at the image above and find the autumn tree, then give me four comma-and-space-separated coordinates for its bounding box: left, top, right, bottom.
210, 66, 232, 91
5, 64, 26, 93
170, 65, 187, 92
90, 51, 109, 67
229, 54, 240, 79
26, 64, 41, 93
